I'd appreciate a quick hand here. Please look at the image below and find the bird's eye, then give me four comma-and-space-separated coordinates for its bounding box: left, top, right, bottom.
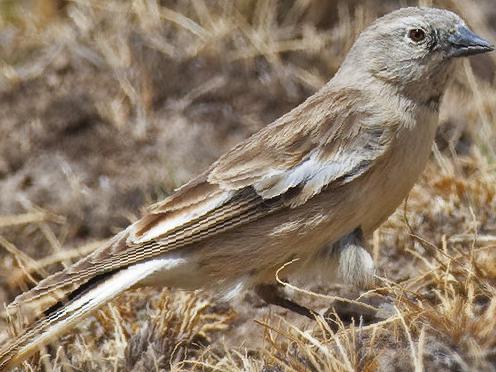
408, 28, 426, 42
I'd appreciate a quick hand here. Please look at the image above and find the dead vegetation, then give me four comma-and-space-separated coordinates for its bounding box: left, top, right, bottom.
0, 0, 495, 370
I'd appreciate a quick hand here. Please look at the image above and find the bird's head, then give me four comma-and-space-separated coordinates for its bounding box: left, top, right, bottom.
337, 7, 494, 104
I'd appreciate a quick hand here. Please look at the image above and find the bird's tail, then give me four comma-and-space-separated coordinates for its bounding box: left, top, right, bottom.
0, 259, 168, 371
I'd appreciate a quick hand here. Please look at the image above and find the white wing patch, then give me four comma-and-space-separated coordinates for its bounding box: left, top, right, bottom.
253, 149, 367, 204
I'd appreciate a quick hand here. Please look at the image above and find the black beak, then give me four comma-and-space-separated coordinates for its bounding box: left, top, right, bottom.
448, 25, 494, 57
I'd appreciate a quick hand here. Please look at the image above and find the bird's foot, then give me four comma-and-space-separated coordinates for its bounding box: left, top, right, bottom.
254, 283, 317, 319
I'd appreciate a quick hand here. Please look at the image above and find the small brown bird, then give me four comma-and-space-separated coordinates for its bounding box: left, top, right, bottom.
1, 7, 494, 370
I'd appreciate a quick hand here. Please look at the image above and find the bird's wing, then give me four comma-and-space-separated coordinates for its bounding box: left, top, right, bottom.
8, 87, 396, 315
209, 87, 397, 206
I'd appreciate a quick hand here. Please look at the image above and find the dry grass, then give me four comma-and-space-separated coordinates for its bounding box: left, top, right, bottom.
0, 0, 496, 370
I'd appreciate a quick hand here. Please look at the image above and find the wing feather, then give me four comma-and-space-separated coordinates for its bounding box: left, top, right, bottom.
8, 188, 282, 316
210, 87, 396, 205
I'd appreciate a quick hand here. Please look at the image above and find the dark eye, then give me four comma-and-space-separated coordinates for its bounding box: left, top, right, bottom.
409, 28, 426, 42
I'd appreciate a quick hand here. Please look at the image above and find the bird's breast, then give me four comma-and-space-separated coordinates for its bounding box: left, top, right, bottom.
359, 109, 439, 232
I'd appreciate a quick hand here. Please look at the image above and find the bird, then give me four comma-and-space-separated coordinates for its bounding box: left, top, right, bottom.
1, 6, 493, 370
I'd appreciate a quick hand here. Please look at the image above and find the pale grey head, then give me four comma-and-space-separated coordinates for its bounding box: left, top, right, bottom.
336, 7, 494, 104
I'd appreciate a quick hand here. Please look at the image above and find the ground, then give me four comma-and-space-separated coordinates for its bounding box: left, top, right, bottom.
1, 0, 496, 371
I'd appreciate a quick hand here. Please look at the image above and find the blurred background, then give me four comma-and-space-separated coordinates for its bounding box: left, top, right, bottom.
0, 1, 496, 371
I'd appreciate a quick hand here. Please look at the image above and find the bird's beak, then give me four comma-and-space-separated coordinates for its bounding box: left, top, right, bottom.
448, 25, 494, 57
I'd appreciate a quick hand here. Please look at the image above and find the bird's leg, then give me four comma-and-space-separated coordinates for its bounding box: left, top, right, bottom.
255, 229, 376, 321
254, 283, 317, 319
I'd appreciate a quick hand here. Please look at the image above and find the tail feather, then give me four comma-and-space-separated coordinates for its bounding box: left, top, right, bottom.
0, 258, 175, 371
6, 231, 130, 320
